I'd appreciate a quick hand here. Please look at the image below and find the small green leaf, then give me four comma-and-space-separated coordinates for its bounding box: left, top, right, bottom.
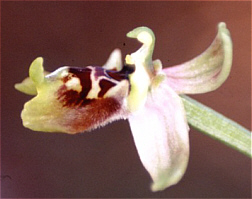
181, 95, 251, 158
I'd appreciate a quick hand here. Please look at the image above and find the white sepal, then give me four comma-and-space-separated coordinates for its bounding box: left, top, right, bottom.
128, 81, 189, 191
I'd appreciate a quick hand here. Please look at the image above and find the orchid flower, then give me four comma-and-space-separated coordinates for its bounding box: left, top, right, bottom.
15, 22, 232, 191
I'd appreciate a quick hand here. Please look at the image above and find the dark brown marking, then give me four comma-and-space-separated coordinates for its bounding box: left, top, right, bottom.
68, 67, 92, 99
98, 79, 116, 97
57, 85, 94, 107
57, 65, 134, 108
57, 67, 93, 107
60, 97, 123, 133
107, 64, 135, 81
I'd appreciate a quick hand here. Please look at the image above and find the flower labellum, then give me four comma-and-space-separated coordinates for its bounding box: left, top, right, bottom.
15, 22, 232, 191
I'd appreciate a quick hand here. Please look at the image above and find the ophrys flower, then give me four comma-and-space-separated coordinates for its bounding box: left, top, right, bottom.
15, 22, 232, 191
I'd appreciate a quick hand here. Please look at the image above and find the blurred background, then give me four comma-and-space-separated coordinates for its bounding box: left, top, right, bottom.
1, 1, 251, 198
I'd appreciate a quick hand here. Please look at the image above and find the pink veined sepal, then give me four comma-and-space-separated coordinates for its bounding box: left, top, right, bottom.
128, 79, 189, 191
164, 22, 232, 94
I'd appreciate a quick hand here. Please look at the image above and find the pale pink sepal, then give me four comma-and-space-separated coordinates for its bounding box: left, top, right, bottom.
164, 22, 232, 94
128, 81, 189, 191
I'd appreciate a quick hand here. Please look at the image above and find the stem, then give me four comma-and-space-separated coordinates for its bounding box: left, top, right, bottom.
181, 95, 251, 158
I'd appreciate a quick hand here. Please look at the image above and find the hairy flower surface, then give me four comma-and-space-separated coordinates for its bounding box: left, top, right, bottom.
15, 22, 232, 191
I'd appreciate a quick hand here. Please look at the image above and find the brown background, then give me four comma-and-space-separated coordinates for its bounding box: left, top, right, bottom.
1, 1, 251, 198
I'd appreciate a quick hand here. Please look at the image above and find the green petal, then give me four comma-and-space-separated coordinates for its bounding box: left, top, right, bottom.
15, 71, 50, 95
14, 57, 45, 95
15, 77, 38, 95
29, 57, 45, 86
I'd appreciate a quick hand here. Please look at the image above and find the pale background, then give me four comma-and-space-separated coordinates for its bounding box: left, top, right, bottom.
1, 1, 251, 198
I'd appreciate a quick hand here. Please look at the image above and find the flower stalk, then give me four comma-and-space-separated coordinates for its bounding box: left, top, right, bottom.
181, 95, 251, 158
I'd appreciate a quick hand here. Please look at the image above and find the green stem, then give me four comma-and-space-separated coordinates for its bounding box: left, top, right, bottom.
181, 95, 251, 158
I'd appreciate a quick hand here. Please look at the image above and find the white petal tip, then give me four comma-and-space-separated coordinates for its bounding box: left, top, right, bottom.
103, 48, 122, 71
218, 22, 226, 29
111, 48, 121, 56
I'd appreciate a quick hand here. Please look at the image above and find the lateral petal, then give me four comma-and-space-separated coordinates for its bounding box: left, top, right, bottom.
164, 22, 232, 94
102, 49, 122, 71
128, 81, 189, 191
